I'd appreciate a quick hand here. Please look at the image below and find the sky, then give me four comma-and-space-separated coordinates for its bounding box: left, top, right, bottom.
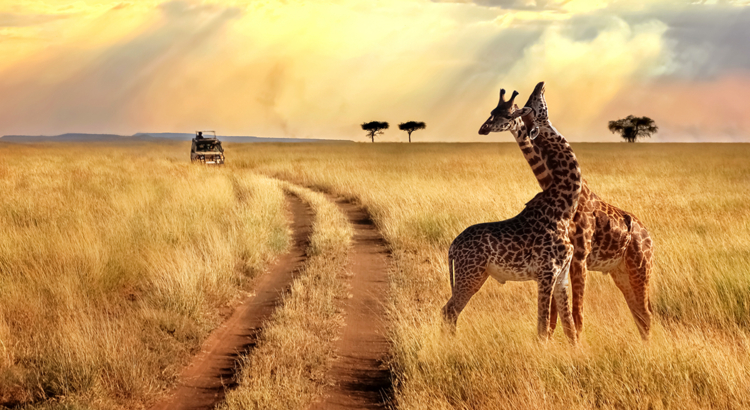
1, 0, 750, 142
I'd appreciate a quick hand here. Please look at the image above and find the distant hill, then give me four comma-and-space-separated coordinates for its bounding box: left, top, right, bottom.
0, 133, 152, 142
1, 133, 351, 143
133, 133, 347, 143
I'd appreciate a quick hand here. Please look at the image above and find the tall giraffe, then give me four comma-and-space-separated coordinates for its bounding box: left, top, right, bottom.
442, 88, 582, 344
522, 82, 654, 340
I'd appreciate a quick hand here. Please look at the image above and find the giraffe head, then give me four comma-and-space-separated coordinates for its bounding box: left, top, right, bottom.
478, 88, 538, 139
523, 81, 549, 126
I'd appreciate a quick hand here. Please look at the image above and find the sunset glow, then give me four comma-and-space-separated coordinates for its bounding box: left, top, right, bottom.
2, 0, 750, 141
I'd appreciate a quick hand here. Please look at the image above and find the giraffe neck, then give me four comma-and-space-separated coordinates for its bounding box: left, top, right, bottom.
511, 117, 581, 221
509, 117, 554, 192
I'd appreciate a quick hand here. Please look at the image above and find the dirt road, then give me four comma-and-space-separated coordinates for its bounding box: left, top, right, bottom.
308, 197, 392, 410
149, 193, 313, 410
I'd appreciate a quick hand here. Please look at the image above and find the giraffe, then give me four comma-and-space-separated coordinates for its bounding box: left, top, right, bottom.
521, 82, 654, 340
442, 88, 582, 344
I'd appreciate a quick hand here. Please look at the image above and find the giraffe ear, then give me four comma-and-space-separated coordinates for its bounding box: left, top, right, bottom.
529, 126, 540, 140
511, 106, 533, 119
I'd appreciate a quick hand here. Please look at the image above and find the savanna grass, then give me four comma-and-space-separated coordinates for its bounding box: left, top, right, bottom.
0, 143, 289, 409
231, 142, 750, 409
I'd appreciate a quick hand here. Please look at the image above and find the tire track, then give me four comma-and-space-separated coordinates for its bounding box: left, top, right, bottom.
150, 193, 313, 410
309, 196, 392, 410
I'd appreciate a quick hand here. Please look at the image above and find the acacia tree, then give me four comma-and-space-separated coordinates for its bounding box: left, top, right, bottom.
608, 115, 658, 143
398, 121, 426, 143
361, 121, 389, 143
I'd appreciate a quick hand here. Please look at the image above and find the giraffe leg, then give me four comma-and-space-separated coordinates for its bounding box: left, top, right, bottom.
626, 264, 652, 341
610, 266, 650, 341
551, 222, 592, 339
570, 223, 592, 339
553, 260, 577, 345
536, 276, 555, 342
442, 260, 489, 332
548, 296, 559, 336
624, 233, 654, 341
570, 256, 588, 337
549, 258, 585, 339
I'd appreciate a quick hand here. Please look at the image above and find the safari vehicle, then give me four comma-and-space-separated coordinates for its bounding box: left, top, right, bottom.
190, 131, 225, 165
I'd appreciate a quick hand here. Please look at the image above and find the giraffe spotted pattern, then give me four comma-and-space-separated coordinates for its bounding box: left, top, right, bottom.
443, 88, 582, 344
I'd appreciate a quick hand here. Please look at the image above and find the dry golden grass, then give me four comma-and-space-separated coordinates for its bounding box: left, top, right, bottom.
219, 182, 352, 410
0, 143, 290, 409
3, 141, 749, 409
230, 142, 750, 409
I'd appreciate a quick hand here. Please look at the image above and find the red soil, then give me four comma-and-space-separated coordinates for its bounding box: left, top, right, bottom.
308, 198, 392, 410
149, 193, 313, 410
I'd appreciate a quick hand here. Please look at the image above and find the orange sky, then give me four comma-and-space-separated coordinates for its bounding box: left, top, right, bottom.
1, 0, 749, 142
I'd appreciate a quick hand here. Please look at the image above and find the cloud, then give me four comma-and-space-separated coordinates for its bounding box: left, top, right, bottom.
0, 0, 748, 141
545, 4, 750, 80
0, 12, 71, 27
430, 0, 568, 11
0, 1, 674, 140
646, 6, 750, 80
0, 1, 242, 135
111, 3, 131, 11
428, 14, 670, 141
511, 17, 669, 138
158, 0, 240, 18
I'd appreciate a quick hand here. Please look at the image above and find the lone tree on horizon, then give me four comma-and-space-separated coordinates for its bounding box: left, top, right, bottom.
361, 121, 389, 143
398, 121, 426, 143
608, 115, 658, 143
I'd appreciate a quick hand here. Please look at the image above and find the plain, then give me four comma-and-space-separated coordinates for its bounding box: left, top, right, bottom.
1, 141, 749, 409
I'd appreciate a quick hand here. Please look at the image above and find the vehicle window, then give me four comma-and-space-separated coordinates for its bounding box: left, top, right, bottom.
197, 143, 220, 152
